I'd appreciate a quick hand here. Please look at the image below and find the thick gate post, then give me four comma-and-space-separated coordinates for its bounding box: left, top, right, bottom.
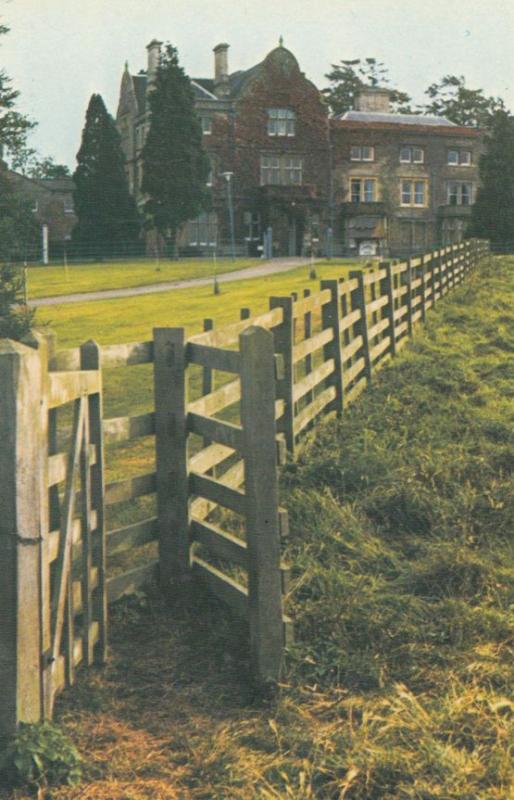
0, 340, 43, 741
240, 326, 284, 686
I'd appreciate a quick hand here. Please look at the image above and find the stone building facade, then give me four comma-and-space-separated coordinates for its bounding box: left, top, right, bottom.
116, 41, 483, 258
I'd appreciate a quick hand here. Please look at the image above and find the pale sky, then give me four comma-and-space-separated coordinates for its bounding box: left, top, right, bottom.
1, 0, 513, 169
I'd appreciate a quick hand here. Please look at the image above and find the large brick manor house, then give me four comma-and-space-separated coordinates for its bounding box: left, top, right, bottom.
116, 39, 483, 258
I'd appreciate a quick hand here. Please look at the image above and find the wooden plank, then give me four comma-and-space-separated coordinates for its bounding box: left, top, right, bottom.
107, 561, 159, 604
336, 277, 359, 296
291, 288, 331, 318
419, 256, 427, 322
191, 518, 247, 567
341, 335, 363, 363
80, 340, 107, 665
344, 357, 365, 386
186, 342, 241, 374
103, 412, 155, 444
344, 375, 367, 406
368, 317, 389, 341
189, 442, 234, 475
350, 272, 372, 385
47, 512, 98, 563
363, 268, 387, 287
154, 328, 190, 594
50, 348, 81, 372
52, 622, 100, 695
48, 443, 96, 487
107, 516, 159, 555
405, 258, 413, 337
292, 358, 335, 403
320, 280, 344, 415
100, 340, 153, 368
270, 296, 295, 453
188, 412, 243, 452
188, 307, 283, 348
105, 472, 156, 506
189, 471, 246, 516
190, 458, 244, 522
240, 326, 285, 684
72, 567, 99, 614
339, 307, 361, 333
381, 262, 397, 358
293, 385, 336, 436
192, 556, 248, 619
188, 377, 240, 417
302, 289, 314, 406
0, 340, 44, 735
48, 370, 101, 409
292, 326, 333, 364
370, 335, 391, 363
366, 294, 389, 316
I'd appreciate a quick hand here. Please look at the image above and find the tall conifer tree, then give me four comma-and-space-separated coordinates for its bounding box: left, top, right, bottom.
142, 44, 210, 251
468, 110, 514, 250
72, 94, 140, 257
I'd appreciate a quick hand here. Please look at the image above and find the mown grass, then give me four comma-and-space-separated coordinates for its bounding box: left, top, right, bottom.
26, 257, 257, 299
5, 256, 512, 799
27, 257, 357, 299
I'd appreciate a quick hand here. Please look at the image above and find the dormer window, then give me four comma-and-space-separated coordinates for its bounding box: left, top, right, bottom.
267, 108, 295, 137
400, 146, 424, 164
350, 145, 374, 161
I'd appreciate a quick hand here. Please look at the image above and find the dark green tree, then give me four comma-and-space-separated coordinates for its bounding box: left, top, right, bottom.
323, 58, 411, 116
142, 43, 210, 252
422, 75, 505, 127
0, 166, 40, 262
72, 94, 141, 258
0, 24, 35, 159
468, 110, 514, 250
0, 262, 35, 339
11, 148, 71, 178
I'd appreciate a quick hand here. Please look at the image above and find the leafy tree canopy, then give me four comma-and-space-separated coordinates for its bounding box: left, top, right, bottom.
10, 148, 71, 178
323, 58, 412, 116
142, 43, 210, 246
72, 93, 141, 257
422, 75, 506, 128
0, 23, 35, 159
468, 110, 514, 249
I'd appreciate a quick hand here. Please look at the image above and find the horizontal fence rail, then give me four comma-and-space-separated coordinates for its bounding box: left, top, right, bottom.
0, 239, 488, 736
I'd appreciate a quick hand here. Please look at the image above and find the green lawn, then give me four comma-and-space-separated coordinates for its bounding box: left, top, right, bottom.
37, 259, 358, 348
27, 257, 258, 299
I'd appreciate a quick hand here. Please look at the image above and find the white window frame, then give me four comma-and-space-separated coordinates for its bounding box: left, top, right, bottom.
400, 179, 427, 207
447, 181, 473, 206
447, 149, 459, 165
267, 108, 295, 137
400, 146, 424, 164
350, 177, 377, 203
350, 145, 375, 162
260, 155, 303, 186
188, 211, 218, 246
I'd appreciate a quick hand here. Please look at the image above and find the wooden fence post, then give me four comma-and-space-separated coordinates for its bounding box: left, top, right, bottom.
380, 261, 396, 358
269, 296, 295, 454
153, 328, 190, 594
80, 340, 107, 665
405, 258, 414, 336
349, 271, 372, 385
419, 255, 427, 322
302, 289, 313, 406
320, 279, 344, 413
239, 326, 284, 687
0, 340, 43, 741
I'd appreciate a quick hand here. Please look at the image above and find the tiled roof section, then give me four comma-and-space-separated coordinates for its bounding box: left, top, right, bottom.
339, 110, 457, 126
35, 177, 75, 192
228, 62, 263, 97
191, 80, 218, 100
334, 119, 482, 137
194, 78, 215, 94
133, 75, 147, 114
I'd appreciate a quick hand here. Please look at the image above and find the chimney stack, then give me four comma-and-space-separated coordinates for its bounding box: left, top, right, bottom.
146, 39, 162, 82
354, 87, 391, 113
213, 43, 230, 96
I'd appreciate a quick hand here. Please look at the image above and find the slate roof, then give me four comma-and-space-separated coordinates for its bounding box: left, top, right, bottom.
338, 110, 457, 127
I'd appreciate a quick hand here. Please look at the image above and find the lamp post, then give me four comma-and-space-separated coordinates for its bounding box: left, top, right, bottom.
221, 171, 236, 261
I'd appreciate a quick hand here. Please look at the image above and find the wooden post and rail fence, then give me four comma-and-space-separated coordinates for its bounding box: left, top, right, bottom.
0, 239, 489, 740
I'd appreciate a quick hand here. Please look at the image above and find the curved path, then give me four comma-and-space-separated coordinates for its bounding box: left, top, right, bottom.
30, 257, 316, 307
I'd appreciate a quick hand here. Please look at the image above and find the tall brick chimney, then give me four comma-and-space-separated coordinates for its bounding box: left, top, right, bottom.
354, 87, 391, 113
146, 39, 162, 82
213, 43, 230, 96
